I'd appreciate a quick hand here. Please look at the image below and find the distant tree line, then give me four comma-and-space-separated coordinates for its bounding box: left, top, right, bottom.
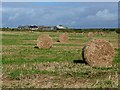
1, 27, 120, 33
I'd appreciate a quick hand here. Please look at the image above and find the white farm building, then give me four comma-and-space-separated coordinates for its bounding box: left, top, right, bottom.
56, 25, 68, 30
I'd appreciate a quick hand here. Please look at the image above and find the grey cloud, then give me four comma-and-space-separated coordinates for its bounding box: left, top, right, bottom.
87, 9, 117, 21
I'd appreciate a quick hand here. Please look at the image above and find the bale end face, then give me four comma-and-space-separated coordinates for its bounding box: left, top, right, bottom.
58, 32, 68, 42
82, 39, 115, 68
88, 32, 94, 38
37, 34, 53, 49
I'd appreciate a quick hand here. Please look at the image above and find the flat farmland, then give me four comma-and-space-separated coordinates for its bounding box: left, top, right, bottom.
1, 30, 119, 88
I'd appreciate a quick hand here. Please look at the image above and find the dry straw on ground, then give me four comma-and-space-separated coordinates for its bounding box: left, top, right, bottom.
88, 32, 94, 38
82, 39, 115, 68
37, 34, 53, 49
58, 32, 68, 42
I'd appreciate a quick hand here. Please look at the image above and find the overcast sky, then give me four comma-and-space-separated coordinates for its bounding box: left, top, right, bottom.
1, 2, 118, 28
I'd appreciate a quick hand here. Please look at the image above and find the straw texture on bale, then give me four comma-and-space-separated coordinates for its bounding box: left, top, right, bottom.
58, 32, 68, 42
82, 39, 115, 67
81, 32, 85, 36
99, 32, 104, 36
72, 32, 76, 36
94, 32, 99, 35
37, 34, 53, 49
88, 32, 94, 38
95, 32, 104, 36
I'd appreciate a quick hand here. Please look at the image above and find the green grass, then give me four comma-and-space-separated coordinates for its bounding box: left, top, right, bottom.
54, 43, 82, 46
113, 54, 120, 63
8, 69, 91, 80
114, 48, 120, 52
2, 44, 82, 64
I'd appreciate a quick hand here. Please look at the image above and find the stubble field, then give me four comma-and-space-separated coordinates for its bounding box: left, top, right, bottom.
1, 30, 119, 88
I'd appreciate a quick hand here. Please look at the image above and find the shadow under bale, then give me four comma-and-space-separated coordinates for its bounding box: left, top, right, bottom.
34, 46, 39, 49
73, 60, 87, 64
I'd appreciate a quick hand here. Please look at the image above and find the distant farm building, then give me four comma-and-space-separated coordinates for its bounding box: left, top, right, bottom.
29, 25, 38, 30
18, 25, 68, 30
38, 26, 57, 30
18, 25, 38, 30
18, 25, 30, 29
56, 25, 68, 30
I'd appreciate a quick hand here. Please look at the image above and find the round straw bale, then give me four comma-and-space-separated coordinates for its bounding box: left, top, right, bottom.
82, 39, 115, 67
94, 32, 99, 35
72, 32, 76, 36
81, 32, 84, 36
98, 32, 104, 36
37, 34, 53, 49
58, 32, 68, 42
88, 32, 94, 38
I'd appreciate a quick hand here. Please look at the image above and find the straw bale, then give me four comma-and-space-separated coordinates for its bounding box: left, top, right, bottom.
82, 39, 115, 67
